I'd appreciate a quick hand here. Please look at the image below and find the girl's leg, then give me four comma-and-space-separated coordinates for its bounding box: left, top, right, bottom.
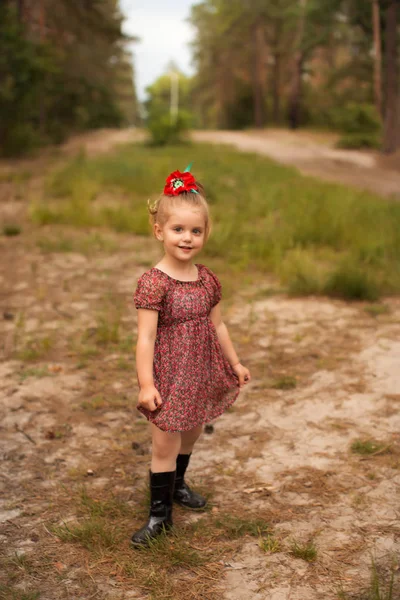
131, 425, 181, 547
180, 424, 203, 454
151, 423, 181, 472
174, 424, 206, 509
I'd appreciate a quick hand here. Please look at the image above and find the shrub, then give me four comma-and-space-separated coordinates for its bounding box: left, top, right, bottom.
323, 262, 379, 301
146, 110, 192, 146
337, 133, 381, 150
333, 103, 382, 150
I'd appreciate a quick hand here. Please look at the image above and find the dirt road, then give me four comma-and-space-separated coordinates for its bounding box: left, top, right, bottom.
193, 129, 400, 199
0, 130, 399, 599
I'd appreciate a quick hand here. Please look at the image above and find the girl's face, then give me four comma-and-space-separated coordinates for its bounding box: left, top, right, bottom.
154, 204, 206, 263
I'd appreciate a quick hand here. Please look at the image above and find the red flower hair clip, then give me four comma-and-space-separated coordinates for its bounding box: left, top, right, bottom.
163, 163, 199, 196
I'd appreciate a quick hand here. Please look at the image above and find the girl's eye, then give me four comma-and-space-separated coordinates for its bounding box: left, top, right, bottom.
193, 229, 202, 234
174, 227, 182, 232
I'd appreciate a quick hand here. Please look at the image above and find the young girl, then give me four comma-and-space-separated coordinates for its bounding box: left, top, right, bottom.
131, 165, 251, 547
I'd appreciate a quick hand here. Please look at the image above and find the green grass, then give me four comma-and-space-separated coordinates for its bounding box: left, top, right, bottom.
51, 518, 119, 551
259, 534, 281, 553
290, 539, 317, 562
17, 367, 49, 381
36, 232, 118, 255
3, 224, 21, 236
351, 439, 388, 456
338, 557, 397, 600
0, 586, 40, 600
364, 304, 390, 317
15, 336, 55, 362
271, 376, 297, 390
213, 514, 270, 538
29, 143, 400, 300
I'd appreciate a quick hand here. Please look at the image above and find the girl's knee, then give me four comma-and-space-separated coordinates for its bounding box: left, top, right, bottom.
152, 431, 180, 461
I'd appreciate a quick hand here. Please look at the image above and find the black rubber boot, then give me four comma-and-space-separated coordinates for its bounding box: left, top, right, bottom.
173, 453, 207, 510
131, 470, 175, 547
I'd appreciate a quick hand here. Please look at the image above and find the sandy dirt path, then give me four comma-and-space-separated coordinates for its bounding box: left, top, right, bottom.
0, 131, 399, 599
193, 129, 400, 199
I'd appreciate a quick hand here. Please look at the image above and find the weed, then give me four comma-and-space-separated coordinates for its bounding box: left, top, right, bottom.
290, 539, 317, 562
51, 517, 119, 551
117, 357, 133, 370
272, 376, 297, 390
364, 304, 390, 317
16, 336, 54, 361
337, 556, 398, 600
118, 335, 134, 353
136, 529, 207, 567
214, 514, 269, 538
81, 395, 127, 411
0, 586, 40, 600
351, 439, 387, 456
77, 345, 100, 358
259, 535, 281, 553
36, 233, 118, 255
3, 225, 21, 236
79, 487, 131, 518
323, 263, 379, 301
8, 553, 33, 573
18, 367, 49, 381
82, 314, 120, 347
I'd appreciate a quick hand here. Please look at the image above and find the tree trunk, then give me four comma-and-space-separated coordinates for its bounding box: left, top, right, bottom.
372, 0, 383, 117
272, 20, 282, 124
17, 0, 24, 23
273, 52, 281, 124
288, 0, 307, 130
383, 0, 398, 153
251, 20, 265, 128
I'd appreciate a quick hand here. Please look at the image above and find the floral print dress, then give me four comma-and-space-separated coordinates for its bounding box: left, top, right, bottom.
133, 264, 239, 432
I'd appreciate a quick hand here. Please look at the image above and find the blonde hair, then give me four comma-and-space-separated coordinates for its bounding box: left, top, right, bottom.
148, 183, 211, 240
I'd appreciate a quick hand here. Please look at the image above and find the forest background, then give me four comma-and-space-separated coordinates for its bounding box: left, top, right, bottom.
1, 0, 399, 156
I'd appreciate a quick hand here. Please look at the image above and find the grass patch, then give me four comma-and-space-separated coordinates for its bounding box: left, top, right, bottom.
3, 224, 21, 236
17, 367, 49, 381
0, 586, 40, 600
213, 514, 270, 538
29, 142, 400, 300
338, 556, 398, 600
15, 336, 55, 362
36, 232, 118, 255
290, 539, 317, 562
259, 534, 281, 553
81, 395, 127, 411
82, 314, 121, 347
364, 304, 390, 317
78, 487, 131, 518
272, 375, 297, 390
351, 439, 388, 456
51, 518, 119, 552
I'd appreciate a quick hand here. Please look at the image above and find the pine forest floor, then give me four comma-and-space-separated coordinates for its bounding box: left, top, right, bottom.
0, 128, 399, 600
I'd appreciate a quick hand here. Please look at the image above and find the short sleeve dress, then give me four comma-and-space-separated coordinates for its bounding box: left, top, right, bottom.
133, 264, 240, 432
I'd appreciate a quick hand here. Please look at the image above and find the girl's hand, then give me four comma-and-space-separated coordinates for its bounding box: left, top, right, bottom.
137, 385, 162, 412
232, 363, 251, 388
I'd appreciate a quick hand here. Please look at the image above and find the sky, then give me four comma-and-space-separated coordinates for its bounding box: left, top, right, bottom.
120, 0, 196, 102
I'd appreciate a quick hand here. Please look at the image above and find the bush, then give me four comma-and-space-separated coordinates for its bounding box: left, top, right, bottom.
323, 262, 380, 301
1, 123, 42, 157
332, 103, 382, 135
146, 111, 192, 146
337, 133, 381, 150
332, 103, 382, 150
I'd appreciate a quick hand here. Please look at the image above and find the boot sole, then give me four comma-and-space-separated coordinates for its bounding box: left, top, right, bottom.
173, 499, 208, 511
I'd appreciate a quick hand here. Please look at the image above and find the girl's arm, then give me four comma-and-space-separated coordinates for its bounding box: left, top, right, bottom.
136, 308, 162, 411
210, 303, 251, 387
